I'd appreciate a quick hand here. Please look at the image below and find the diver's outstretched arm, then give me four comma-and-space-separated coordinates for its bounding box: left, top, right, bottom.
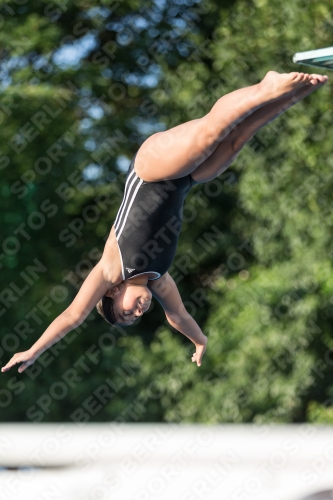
149, 272, 208, 367
1, 260, 112, 374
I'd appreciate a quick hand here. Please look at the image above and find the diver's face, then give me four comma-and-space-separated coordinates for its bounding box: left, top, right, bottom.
112, 282, 152, 325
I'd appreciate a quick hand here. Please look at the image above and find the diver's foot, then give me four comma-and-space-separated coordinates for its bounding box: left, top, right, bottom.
286, 73, 329, 104
259, 71, 315, 101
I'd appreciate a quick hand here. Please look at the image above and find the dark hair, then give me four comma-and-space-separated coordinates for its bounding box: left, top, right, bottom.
96, 295, 117, 325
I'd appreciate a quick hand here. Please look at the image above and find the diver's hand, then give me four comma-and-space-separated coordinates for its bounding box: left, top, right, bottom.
191, 335, 207, 367
1, 349, 37, 374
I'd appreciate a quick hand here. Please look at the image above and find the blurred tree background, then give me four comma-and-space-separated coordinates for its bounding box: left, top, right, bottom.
1, 0, 333, 424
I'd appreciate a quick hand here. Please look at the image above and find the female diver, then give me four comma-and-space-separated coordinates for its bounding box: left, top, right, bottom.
1, 70, 328, 374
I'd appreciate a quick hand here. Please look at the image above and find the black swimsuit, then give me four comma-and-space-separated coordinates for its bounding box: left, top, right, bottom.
114, 152, 195, 281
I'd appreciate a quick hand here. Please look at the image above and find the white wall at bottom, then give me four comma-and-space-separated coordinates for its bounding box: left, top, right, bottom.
0, 424, 332, 500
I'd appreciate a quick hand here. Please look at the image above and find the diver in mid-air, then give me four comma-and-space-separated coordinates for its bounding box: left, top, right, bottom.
1, 71, 328, 374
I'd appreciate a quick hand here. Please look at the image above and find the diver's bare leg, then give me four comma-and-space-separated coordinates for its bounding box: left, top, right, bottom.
191, 74, 328, 183
135, 71, 314, 182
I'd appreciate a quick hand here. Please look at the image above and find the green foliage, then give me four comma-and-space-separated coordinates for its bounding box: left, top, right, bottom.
1, 0, 333, 424
307, 401, 333, 423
